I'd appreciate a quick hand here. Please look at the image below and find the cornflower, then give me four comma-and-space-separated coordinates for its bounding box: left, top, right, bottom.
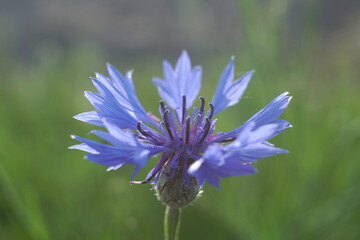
70, 51, 291, 239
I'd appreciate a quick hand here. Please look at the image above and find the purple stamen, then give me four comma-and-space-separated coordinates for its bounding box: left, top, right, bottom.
163, 110, 174, 140
160, 100, 166, 113
137, 121, 160, 144
185, 116, 190, 144
182, 95, 187, 124
199, 96, 205, 114
130, 153, 170, 184
194, 97, 206, 128
208, 103, 214, 120
137, 122, 151, 138
199, 117, 211, 143
216, 138, 235, 143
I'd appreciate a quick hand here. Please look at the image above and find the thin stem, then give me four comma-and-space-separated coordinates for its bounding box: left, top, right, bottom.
164, 206, 182, 240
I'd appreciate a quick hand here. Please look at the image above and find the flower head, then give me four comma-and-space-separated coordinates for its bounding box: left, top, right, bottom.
70, 51, 291, 207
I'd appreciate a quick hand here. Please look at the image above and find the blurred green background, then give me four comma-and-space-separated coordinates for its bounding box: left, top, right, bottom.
1, 0, 359, 239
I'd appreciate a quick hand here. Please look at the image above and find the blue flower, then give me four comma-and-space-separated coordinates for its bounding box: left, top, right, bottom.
70, 51, 291, 192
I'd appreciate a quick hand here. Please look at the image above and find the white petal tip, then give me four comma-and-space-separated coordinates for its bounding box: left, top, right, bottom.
188, 159, 204, 174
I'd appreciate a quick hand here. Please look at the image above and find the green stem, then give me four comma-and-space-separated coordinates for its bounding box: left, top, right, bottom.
164, 206, 182, 240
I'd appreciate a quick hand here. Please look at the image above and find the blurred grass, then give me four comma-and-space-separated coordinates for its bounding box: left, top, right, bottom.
1, 1, 360, 239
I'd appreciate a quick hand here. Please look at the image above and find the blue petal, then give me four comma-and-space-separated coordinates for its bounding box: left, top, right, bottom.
211, 93, 292, 142
73, 111, 103, 127
152, 50, 202, 115
70, 135, 132, 167
211, 58, 254, 115
190, 121, 290, 187
265, 119, 292, 139
84, 82, 139, 129
75, 64, 157, 130
235, 122, 287, 145
68, 142, 98, 154
100, 118, 166, 167
106, 65, 155, 125
188, 145, 257, 188
246, 92, 292, 125
90, 130, 130, 148
69, 122, 164, 177
224, 123, 289, 162
225, 144, 288, 162
101, 118, 137, 144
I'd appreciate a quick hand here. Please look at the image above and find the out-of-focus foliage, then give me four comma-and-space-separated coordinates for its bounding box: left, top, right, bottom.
0, 0, 359, 239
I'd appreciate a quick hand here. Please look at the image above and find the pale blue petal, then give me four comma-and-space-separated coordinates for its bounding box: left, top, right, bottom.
106, 65, 155, 125
102, 118, 136, 143
236, 123, 285, 145
246, 92, 292, 125
212, 58, 254, 115
152, 77, 177, 107
211, 93, 292, 142
265, 119, 292, 139
73, 111, 103, 127
68, 142, 98, 154
84, 87, 139, 129
70, 135, 125, 155
225, 144, 288, 162
190, 119, 289, 187
152, 50, 202, 114
75, 64, 157, 130
70, 135, 132, 166
221, 123, 289, 162
188, 145, 257, 188
90, 130, 131, 148
70, 128, 163, 177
